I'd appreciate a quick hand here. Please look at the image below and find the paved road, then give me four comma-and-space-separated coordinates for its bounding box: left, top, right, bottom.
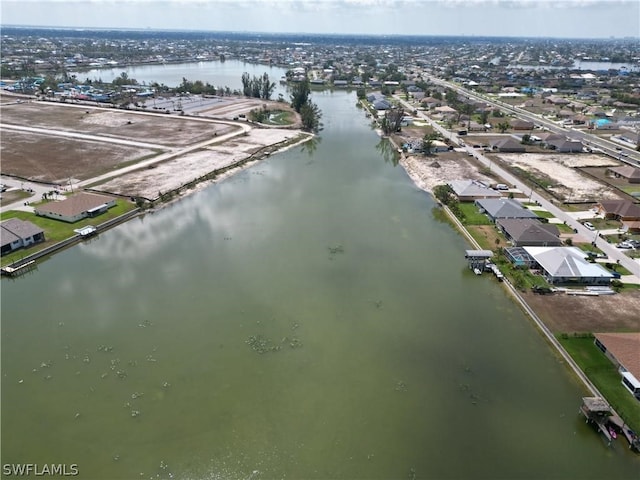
425, 75, 640, 167
394, 95, 640, 279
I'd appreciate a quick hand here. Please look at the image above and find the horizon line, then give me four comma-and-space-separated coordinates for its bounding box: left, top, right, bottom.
2, 24, 638, 41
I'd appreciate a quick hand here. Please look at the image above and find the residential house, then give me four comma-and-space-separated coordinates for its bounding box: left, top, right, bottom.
607, 165, 640, 184
594, 333, 640, 400
431, 140, 449, 153
511, 119, 534, 131
546, 137, 584, 153
496, 218, 562, 246
595, 199, 640, 233
434, 105, 457, 115
545, 95, 571, 105
1, 218, 45, 256
474, 198, 539, 222
489, 137, 526, 153
522, 246, 614, 285
421, 97, 442, 109
448, 180, 502, 202
34, 192, 117, 223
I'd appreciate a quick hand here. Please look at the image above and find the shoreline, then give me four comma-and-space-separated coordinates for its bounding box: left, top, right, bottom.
141, 131, 314, 213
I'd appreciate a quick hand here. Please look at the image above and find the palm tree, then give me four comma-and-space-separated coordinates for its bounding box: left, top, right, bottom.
497, 121, 511, 133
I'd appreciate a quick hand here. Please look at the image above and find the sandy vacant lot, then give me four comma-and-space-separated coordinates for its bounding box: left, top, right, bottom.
400, 152, 490, 192
494, 153, 622, 202
1, 102, 233, 147
98, 128, 305, 198
1, 97, 302, 193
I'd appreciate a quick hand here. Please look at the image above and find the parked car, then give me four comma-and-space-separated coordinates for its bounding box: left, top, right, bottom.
583, 221, 595, 231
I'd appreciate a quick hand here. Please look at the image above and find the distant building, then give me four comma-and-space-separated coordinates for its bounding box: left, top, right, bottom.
1, 218, 45, 256
34, 192, 116, 223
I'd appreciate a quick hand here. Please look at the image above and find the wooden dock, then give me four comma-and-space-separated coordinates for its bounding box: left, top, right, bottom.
1, 260, 37, 277
580, 397, 613, 443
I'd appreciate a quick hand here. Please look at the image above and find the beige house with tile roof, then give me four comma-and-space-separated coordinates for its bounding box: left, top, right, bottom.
34, 192, 116, 223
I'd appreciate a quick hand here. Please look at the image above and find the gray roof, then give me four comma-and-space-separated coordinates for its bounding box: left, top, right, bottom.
490, 137, 525, 152
475, 198, 538, 220
448, 180, 502, 199
608, 165, 640, 181
523, 246, 614, 279
1, 218, 44, 247
497, 218, 561, 245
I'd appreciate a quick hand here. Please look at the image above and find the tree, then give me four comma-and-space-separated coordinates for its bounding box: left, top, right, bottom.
241, 72, 251, 97
300, 101, 322, 133
290, 79, 311, 113
497, 121, 511, 133
460, 103, 476, 129
479, 110, 490, 126
422, 132, 439, 155
380, 106, 404, 136
260, 73, 275, 100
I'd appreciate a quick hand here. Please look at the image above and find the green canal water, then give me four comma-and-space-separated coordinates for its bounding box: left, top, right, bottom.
2, 91, 639, 479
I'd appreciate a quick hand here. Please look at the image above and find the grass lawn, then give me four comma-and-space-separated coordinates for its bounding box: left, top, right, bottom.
466, 225, 504, 250
558, 335, 640, 434
619, 185, 640, 198
532, 209, 556, 219
1, 200, 136, 267
556, 223, 575, 234
458, 202, 492, 225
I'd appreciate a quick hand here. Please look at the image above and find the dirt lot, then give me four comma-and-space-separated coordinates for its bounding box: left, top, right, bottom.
1, 101, 234, 147
494, 152, 623, 202
1, 97, 301, 192
522, 289, 640, 333
400, 151, 491, 191
97, 128, 304, 198
1, 129, 156, 183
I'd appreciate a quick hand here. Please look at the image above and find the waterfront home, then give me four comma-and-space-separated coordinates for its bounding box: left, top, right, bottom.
475, 198, 539, 222
594, 333, 640, 400
34, 192, 116, 223
448, 179, 502, 202
522, 246, 614, 285
496, 218, 562, 247
0, 218, 45, 256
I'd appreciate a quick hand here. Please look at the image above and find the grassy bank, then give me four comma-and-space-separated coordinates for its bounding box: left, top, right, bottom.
1, 200, 136, 267
558, 334, 640, 434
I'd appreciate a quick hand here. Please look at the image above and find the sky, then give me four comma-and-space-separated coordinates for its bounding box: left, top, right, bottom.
1, 0, 638, 39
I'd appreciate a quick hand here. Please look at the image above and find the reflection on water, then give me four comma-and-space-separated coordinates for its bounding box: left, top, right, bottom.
2, 91, 639, 479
